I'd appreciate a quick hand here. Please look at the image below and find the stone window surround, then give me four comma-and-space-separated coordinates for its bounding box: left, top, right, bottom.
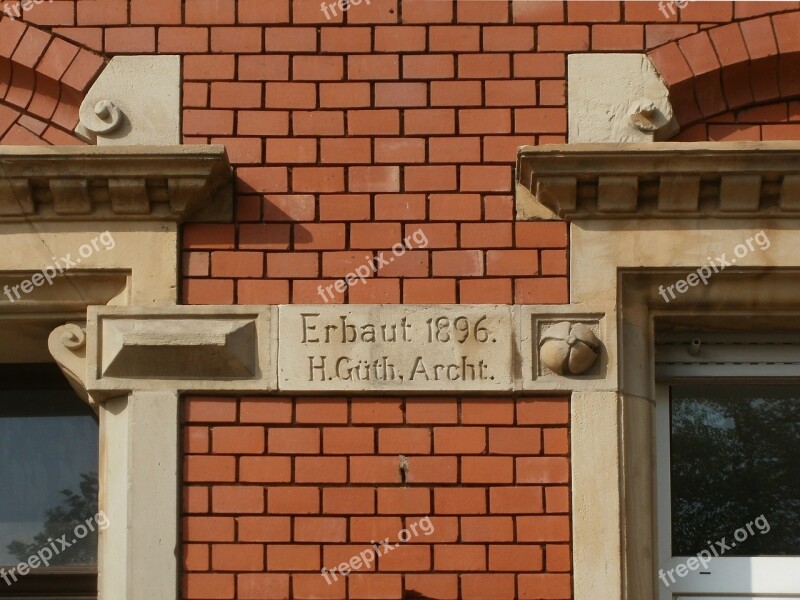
0, 144, 231, 600
518, 141, 800, 600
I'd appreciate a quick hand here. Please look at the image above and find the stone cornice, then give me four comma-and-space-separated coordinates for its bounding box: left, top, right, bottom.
516, 142, 800, 220
0, 145, 232, 222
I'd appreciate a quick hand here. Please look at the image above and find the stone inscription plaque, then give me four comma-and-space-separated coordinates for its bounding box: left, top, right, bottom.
278, 305, 513, 392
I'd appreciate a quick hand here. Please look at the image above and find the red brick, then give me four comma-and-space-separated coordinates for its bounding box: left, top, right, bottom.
432, 250, 483, 276
184, 425, 209, 453
210, 251, 263, 278
350, 397, 403, 423
350, 516, 403, 543
296, 457, 348, 483
269, 428, 320, 454
461, 574, 516, 600
487, 250, 539, 276
237, 224, 290, 251
294, 224, 346, 250
514, 52, 566, 78
294, 0, 343, 23
320, 82, 372, 108
267, 544, 320, 571
323, 487, 375, 514
375, 26, 427, 51
185, 456, 235, 482
348, 109, 400, 135
461, 398, 515, 424
267, 252, 319, 277
515, 278, 569, 304
462, 516, 514, 542
350, 222, 402, 248
294, 56, 344, 80
486, 79, 537, 106
319, 194, 372, 219
212, 486, 264, 514
429, 136, 481, 163
378, 544, 431, 571
292, 573, 346, 599
434, 545, 485, 571
516, 222, 568, 247
405, 166, 458, 191
240, 398, 292, 423
238, 55, 290, 81
434, 488, 487, 515
405, 108, 455, 134
374, 137, 426, 163
321, 26, 372, 53
238, 574, 290, 600
375, 82, 428, 107
183, 574, 234, 599
212, 544, 263, 571
184, 543, 208, 571
404, 575, 458, 599
377, 488, 431, 514
185, 397, 237, 423
349, 55, 399, 80
433, 427, 486, 454
431, 81, 483, 106
268, 487, 320, 514
518, 574, 571, 599
406, 398, 458, 424
429, 194, 482, 220
212, 426, 265, 454
546, 544, 571, 572
295, 517, 347, 543
546, 486, 570, 513
538, 25, 589, 51
490, 486, 544, 514
321, 138, 372, 164
293, 111, 345, 136
489, 544, 543, 572
239, 457, 292, 483
239, 0, 289, 22
264, 83, 316, 110
593, 24, 643, 50
376, 194, 427, 220
379, 427, 432, 454
323, 426, 375, 454
403, 279, 457, 303
484, 25, 535, 51
544, 428, 569, 455
349, 166, 401, 193
460, 108, 511, 134
347, 0, 400, 24
457, 0, 508, 23
462, 456, 514, 484
265, 27, 317, 51
489, 427, 542, 455
405, 456, 458, 483
183, 279, 234, 305
296, 398, 349, 423
429, 26, 479, 51
238, 111, 290, 135
350, 456, 403, 483
105, 27, 156, 53
183, 109, 234, 135
517, 515, 570, 543
184, 516, 235, 542
349, 574, 402, 600
211, 26, 262, 53
459, 54, 510, 79
401, 0, 453, 23
517, 457, 569, 484
460, 279, 513, 304
517, 399, 569, 424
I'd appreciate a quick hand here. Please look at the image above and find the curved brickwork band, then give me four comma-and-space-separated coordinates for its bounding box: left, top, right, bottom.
649, 11, 800, 129
0, 16, 105, 144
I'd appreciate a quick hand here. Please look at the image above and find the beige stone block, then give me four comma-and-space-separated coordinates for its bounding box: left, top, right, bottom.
278, 305, 514, 392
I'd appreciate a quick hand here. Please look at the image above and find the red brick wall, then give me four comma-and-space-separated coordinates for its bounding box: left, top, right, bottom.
4, 2, 800, 600
183, 396, 571, 600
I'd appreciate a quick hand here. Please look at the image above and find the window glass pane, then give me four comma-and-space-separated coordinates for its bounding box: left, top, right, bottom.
0, 364, 99, 568
670, 384, 800, 556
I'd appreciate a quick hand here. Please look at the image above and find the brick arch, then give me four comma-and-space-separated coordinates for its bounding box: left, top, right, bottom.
0, 16, 105, 144
648, 11, 800, 130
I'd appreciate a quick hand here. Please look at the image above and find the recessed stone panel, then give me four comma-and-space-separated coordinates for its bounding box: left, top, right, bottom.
278, 305, 513, 392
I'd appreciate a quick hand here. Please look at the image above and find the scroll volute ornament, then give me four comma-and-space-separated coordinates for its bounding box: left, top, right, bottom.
539, 321, 600, 376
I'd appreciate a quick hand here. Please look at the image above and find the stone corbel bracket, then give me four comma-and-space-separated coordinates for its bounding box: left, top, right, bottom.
49, 323, 98, 412
85, 306, 277, 398
517, 305, 614, 392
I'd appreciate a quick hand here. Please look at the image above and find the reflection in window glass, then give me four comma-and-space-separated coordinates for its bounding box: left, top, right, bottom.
670, 385, 800, 556
0, 364, 99, 567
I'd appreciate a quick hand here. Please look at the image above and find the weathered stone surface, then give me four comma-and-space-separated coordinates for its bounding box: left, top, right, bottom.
278, 305, 513, 392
